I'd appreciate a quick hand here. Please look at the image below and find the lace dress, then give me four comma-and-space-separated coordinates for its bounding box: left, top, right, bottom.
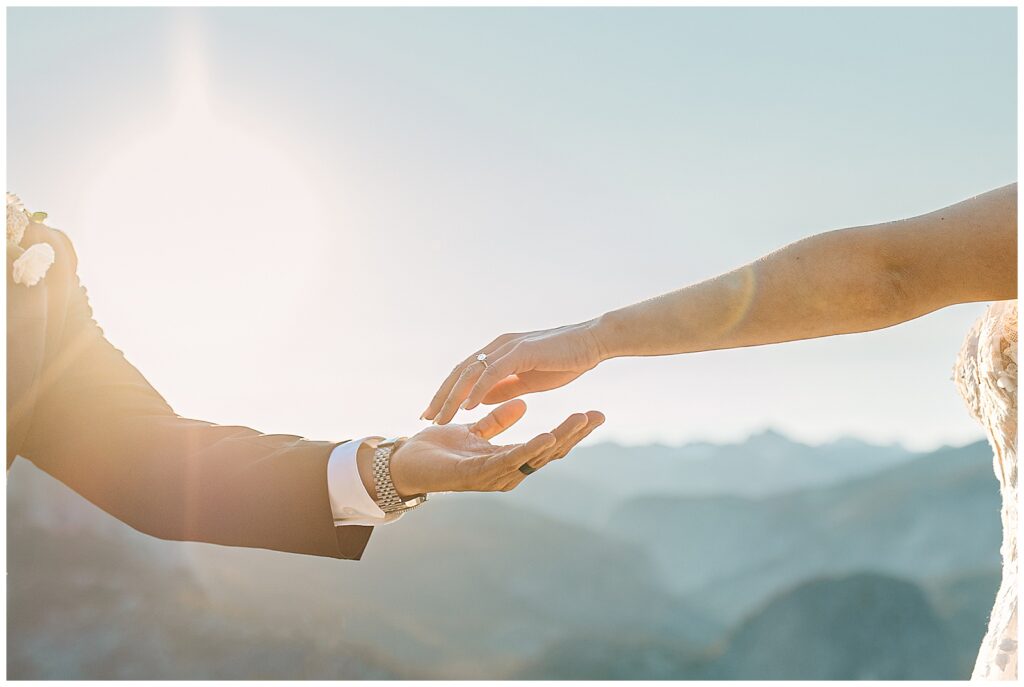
954, 300, 1018, 680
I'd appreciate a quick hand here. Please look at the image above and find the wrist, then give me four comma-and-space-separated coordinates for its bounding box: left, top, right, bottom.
385, 438, 419, 499
357, 437, 421, 506
589, 310, 628, 360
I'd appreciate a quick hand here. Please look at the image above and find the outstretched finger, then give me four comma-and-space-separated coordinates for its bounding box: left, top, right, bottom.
423, 358, 474, 421
461, 344, 529, 411
434, 361, 487, 425
469, 399, 527, 440
433, 339, 520, 419
539, 410, 605, 467
423, 334, 526, 420
521, 412, 590, 470
503, 411, 585, 475
498, 431, 557, 472
498, 411, 604, 487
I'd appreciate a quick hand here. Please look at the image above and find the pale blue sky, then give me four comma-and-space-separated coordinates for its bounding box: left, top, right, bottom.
7, 7, 1017, 450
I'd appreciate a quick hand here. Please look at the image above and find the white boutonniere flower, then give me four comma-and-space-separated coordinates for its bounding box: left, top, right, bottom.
7, 192, 55, 287
7, 192, 29, 246
13, 242, 56, 287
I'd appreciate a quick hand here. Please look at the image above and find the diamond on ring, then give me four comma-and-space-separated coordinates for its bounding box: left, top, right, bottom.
476, 353, 489, 368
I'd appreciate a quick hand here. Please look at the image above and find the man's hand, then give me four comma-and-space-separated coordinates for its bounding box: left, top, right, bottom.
385, 399, 604, 497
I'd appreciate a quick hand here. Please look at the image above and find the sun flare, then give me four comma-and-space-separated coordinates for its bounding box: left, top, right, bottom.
82, 17, 327, 328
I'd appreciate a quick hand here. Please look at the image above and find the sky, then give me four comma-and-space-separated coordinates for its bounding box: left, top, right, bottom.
7, 7, 1017, 451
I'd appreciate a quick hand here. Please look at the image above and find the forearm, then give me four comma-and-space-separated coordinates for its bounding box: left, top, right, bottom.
28, 285, 367, 557
593, 229, 906, 358
592, 185, 1016, 359
594, 227, 939, 359
427, 185, 1015, 415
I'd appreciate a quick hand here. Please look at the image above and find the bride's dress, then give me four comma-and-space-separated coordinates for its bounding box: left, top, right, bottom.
954, 299, 1018, 680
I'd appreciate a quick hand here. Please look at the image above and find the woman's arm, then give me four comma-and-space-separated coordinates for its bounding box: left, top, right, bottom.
425, 184, 1016, 423
598, 183, 1017, 358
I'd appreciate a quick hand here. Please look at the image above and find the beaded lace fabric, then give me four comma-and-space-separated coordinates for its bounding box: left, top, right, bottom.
954, 300, 1018, 680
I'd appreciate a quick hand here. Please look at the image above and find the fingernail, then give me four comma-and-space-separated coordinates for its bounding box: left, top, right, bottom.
461, 400, 472, 410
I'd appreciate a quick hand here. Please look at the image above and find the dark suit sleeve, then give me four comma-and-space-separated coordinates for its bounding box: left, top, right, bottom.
21, 231, 372, 559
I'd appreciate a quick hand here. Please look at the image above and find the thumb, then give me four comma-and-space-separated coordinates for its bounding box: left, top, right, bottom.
469, 399, 527, 440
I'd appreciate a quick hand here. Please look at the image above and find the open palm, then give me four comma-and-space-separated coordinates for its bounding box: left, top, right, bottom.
390, 399, 604, 496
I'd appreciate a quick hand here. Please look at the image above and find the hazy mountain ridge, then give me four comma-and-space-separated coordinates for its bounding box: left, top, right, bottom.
7, 459, 717, 679
7, 431, 1001, 679
519, 573, 961, 680
182, 495, 720, 678
6, 494, 401, 680
560, 429, 913, 497
609, 441, 1000, 623
705, 572, 958, 680
504, 429, 915, 527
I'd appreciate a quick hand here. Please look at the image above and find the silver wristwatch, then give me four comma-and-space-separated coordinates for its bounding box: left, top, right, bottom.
372, 437, 427, 514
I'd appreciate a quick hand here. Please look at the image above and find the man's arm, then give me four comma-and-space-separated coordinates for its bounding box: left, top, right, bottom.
22, 231, 369, 559
19, 227, 605, 557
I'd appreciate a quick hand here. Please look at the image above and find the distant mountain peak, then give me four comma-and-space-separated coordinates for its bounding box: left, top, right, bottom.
745, 428, 795, 446
821, 435, 903, 451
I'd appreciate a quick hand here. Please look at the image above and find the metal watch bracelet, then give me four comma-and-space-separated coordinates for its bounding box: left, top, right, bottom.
371, 437, 427, 514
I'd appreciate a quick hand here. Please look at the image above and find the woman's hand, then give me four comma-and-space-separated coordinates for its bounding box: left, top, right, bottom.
391, 399, 604, 495
422, 321, 608, 425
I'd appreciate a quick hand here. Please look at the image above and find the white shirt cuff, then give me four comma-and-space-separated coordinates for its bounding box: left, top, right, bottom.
327, 438, 403, 526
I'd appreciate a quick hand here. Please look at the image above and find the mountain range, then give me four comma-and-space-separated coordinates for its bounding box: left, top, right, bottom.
7, 431, 1002, 679
609, 441, 1002, 623
502, 429, 915, 527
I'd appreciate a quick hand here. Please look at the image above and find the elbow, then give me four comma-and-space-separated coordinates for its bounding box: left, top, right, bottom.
867, 251, 927, 326
857, 225, 921, 323
880, 265, 913, 319
122, 511, 187, 544
107, 488, 193, 544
